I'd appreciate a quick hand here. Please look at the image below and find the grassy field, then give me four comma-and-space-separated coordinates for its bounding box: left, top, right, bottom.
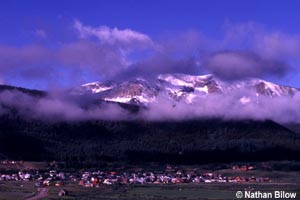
42, 181, 300, 200
42, 183, 236, 200
0, 181, 35, 200
0, 181, 299, 199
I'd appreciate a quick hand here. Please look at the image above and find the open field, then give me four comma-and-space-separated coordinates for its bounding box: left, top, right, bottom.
44, 183, 300, 200
0, 181, 299, 200
0, 181, 35, 200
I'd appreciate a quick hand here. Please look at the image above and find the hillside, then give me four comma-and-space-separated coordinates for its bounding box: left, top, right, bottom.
0, 116, 299, 167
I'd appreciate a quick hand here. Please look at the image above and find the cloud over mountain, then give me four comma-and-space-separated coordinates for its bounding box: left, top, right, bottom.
74, 20, 154, 48
204, 50, 290, 80
222, 21, 300, 60
0, 20, 299, 88
0, 73, 299, 123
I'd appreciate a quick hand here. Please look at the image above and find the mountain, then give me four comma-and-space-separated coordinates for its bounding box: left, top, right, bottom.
72, 73, 299, 105
0, 76, 299, 166
0, 85, 46, 97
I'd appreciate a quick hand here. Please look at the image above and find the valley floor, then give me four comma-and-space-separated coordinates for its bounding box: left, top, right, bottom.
0, 162, 300, 200
0, 181, 299, 200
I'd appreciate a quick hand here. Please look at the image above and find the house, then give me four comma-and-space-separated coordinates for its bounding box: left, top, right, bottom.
232, 165, 239, 170
249, 176, 256, 182
263, 177, 271, 182
58, 189, 68, 196
55, 181, 63, 187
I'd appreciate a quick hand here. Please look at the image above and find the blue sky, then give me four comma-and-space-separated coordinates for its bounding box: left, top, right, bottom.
1, 0, 300, 89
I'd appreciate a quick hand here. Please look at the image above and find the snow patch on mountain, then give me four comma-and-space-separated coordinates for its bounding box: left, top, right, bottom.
73, 73, 299, 106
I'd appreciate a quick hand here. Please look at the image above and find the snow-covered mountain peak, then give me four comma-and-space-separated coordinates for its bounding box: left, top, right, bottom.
243, 78, 298, 97
73, 73, 299, 105
71, 81, 115, 95
158, 73, 214, 86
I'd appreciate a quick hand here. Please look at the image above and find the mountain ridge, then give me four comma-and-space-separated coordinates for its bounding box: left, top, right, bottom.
0, 73, 299, 123
71, 73, 300, 106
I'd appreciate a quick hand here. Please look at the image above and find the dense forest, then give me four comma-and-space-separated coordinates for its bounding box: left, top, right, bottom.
0, 115, 299, 167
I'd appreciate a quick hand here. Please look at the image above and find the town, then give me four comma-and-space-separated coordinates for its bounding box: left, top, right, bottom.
3, 160, 298, 199
0, 162, 271, 188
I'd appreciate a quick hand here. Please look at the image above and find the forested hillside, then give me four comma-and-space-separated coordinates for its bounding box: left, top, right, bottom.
0, 116, 299, 167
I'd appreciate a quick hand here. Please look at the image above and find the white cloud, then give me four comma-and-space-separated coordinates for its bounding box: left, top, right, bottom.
73, 20, 153, 48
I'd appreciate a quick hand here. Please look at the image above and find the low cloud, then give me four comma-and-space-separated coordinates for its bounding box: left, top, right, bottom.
140, 91, 300, 123
115, 55, 199, 80
0, 90, 131, 121
0, 87, 300, 123
203, 51, 290, 80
